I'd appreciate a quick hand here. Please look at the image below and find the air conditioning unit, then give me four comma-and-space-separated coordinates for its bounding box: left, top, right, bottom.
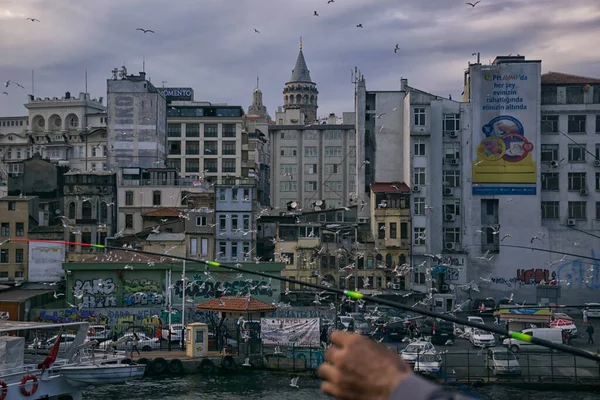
443, 187, 453, 196
358, 217, 369, 224
450, 159, 459, 166
567, 219, 576, 226
445, 214, 455, 222
412, 186, 420, 193
580, 189, 588, 196
445, 242, 455, 250
449, 131, 458, 138
550, 160, 559, 168
392, 283, 402, 290
594, 160, 600, 167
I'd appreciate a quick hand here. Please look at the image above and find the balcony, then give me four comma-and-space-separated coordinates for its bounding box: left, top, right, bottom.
374, 208, 410, 218
384, 238, 410, 250
297, 237, 320, 248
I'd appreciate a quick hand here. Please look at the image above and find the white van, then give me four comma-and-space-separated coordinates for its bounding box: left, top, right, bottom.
502, 328, 562, 352
462, 316, 485, 338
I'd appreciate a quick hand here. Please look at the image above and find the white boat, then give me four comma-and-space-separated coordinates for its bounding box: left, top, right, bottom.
0, 320, 89, 400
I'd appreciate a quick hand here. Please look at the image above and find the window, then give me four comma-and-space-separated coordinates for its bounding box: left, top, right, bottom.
443, 170, 460, 187
597, 115, 600, 133
413, 138, 426, 156
13, 222, 23, 237
186, 123, 200, 137
568, 172, 587, 191
596, 173, 600, 191
541, 144, 559, 163
443, 142, 461, 160
413, 227, 426, 245
413, 168, 426, 185
231, 243, 238, 259
541, 115, 559, 134
219, 241, 226, 257
222, 159, 236, 173
243, 189, 250, 201
190, 238, 198, 255
325, 146, 342, 157
185, 141, 200, 155
389, 222, 397, 239
305, 181, 317, 191
8, 202, 15, 211
281, 147, 297, 157
443, 198, 460, 215
541, 86, 557, 104
0, 249, 7, 263
222, 123, 236, 137
200, 238, 208, 255
400, 222, 408, 239
280, 164, 297, 175
168, 159, 181, 170
541, 201, 559, 219
541, 173, 559, 191
167, 124, 181, 137
204, 159, 217, 173
217, 189, 225, 201
280, 181, 297, 191
204, 141, 218, 154
413, 197, 425, 215
231, 189, 238, 202
152, 190, 161, 206
204, 124, 218, 137
325, 181, 342, 192
0, 223, 8, 236
280, 131, 297, 140
302, 164, 317, 175
443, 227, 460, 246
125, 214, 133, 229
325, 130, 342, 140
568, 144, 586, 162
304, 147, 318, 157
414, 107, 426, 126
597, 202, 600, 220
566, 86, 584, 104
568, 201, 587, 219
231, 215, 238, 230
324, 164, 338, 174
82, 202, 92, 219
15, 248, 23, 263
185, 159, 200, 173
196, 216, 207, 226
222, 141, 236, 155
568, 115, 586, 134
243, 215, 250, 230
168, 141, 181, 155
443, 114, 460, 132
219, 215, 227, 231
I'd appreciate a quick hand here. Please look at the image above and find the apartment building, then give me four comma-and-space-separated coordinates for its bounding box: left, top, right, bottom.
269, 109, 356, 210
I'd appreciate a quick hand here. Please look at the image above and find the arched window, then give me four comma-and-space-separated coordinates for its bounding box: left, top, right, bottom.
68, 202, 76, 219
375, 254, 383, 263
399, 254, 407, 265
385, 254, 393, 268
99, 202, 108, 223
82, 201, 92, 219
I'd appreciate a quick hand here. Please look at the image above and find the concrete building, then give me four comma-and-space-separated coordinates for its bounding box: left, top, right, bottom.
214, 181, 257, 262
269, 109, 356, 210
106, 68, 167, 169
165, 101, 249, 186
0, 196, 39, 282
184, 195, 216, 261
282, 39, 318, 124
62, 171, 117, 260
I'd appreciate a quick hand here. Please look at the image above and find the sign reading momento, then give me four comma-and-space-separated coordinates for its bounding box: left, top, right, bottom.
158, 87, 194, 102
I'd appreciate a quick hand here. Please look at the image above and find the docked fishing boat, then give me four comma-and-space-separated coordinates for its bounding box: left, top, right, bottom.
0, 320, 88, 400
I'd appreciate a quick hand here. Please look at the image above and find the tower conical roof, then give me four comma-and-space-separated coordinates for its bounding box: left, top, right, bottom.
290, 49, 312, 83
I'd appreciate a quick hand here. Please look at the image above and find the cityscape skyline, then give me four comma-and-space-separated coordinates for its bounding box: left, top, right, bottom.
1, 0, 600, 117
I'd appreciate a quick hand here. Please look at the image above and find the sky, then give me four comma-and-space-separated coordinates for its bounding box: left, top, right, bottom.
0, 0, 599, 118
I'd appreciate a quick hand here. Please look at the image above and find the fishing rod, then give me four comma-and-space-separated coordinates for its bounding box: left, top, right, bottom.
10, 238, 600, 363
499, 244, 600, 262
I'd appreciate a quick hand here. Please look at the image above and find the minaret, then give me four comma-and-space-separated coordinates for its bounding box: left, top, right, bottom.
283, 37, 318, 123
248, 75, 267, 117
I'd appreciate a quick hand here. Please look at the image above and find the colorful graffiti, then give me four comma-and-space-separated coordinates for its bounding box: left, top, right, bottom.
172, 274, 276, 299
516, 268, 557, 285
73, 278, 117, 308
122, 279, 166, 307
34, 307, 172, 330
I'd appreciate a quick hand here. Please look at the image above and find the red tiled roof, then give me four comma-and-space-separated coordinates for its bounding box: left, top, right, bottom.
370, 182, 411, 194
143, 208, 181, 217
541, 72, 600, 85
196, 296, 277, 312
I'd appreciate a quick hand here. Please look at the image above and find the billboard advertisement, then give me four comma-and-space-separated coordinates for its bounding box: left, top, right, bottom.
471, 63, 539, 195
28, 242, 65, 282
158, 87, 194, 102
260, 318, 320, 347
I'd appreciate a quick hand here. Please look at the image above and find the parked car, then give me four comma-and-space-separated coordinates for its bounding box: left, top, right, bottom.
413, 351, 443, 374
485, 347, 521, 376
161, 324, 186, 342
502, 328, 562, 352
583, 303, 600, 318
98, 332, 160, 352
549, 319, 578, 337
352, 319, 372, 335
400, 341, 436, 365
87, 325, 112, 343
462, 316, 485, 338
337, 316, 353, 330
380, 321, 407, 342
470, 328, 496, 347
28, 333, 82, 353
420, 318, 455, 345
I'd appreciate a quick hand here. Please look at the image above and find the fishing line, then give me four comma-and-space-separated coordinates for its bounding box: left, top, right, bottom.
559, 224, 600, 241
10, 238, 600, 363
499, 244, 600, 262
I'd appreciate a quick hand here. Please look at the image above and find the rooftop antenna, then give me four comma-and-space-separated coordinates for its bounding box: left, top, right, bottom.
300, 36, 302, 50
161, 80, 167, 88
472, 52, 481, 64
256, 75, 259, 89
142, 55, 145, 73
31, 70, 34, 97
351, 66, 361, 95
85, 69, 88, 94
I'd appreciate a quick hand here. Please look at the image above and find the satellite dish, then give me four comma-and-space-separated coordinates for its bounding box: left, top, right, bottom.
314, 206, 322, 211
315, 200, 323, 207
55, 209, 61, 214
290, 201, 298, 209
449, 284, 455, 291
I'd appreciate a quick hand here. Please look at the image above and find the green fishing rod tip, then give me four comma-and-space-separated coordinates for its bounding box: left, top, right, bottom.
344, 290, 363, 300
91, 244, 105, 248
206, 261, 220, 267
511, 331, 532, 342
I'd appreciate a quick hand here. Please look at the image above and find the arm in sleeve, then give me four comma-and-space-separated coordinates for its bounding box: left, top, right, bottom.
388, 374, 478, 400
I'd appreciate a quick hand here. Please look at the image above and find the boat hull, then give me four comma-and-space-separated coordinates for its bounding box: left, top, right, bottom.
61, 364, 146, 387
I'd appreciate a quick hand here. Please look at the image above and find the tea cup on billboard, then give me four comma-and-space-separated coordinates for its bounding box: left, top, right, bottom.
505, 141, 524, 157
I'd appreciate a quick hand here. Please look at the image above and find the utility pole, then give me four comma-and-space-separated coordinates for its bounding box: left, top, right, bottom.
180, 259, 186, 350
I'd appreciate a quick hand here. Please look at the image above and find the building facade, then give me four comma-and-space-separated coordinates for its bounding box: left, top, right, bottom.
282, 40, 318, 124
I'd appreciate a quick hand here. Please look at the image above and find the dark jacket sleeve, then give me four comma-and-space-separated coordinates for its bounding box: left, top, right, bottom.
388, 374, 477, 400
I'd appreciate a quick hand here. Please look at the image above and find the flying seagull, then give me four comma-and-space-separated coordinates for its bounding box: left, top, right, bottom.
394, 44, 400, 53
314, 11, 319, 16
136, 28, 155, 33
26, 18, 40, 22
1, 92, 8, 96
356, 23, 363, 28
253, 28, 260, 33
5, 80, 24, 89
466, 1, 481, 6
328, 0, 334, 3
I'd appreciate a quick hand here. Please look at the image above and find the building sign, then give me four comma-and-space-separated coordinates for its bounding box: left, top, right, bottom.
471, 62, 539, 195
158, 87, 194, 102
260, 318, 320, 347
28, 242, 65, 282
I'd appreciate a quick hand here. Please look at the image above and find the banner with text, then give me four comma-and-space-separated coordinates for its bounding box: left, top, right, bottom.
471, 62, 540, 195
260, 318, 320, 347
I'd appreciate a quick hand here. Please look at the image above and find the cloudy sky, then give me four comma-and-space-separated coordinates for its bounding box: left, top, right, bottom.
0, 0, 599, 118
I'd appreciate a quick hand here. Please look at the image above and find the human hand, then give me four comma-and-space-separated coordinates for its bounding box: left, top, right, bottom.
318, 330, 412, 400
